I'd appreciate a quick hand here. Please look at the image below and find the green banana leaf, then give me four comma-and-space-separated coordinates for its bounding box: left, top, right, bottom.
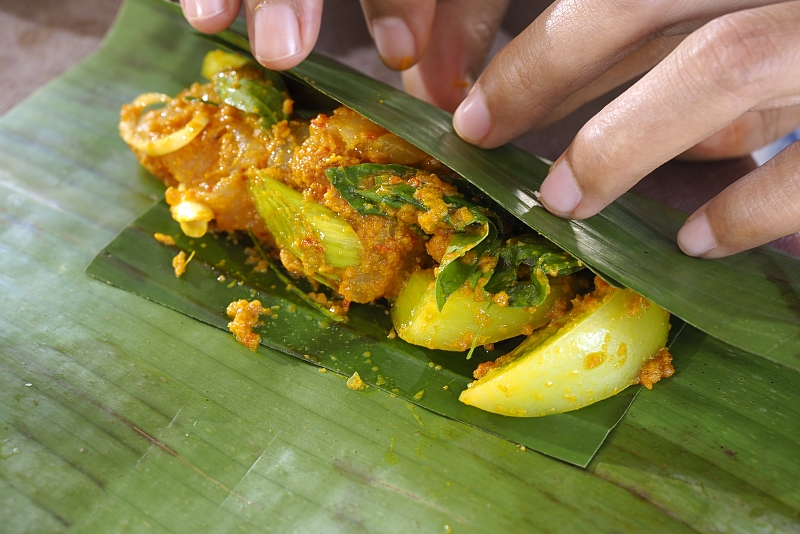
85, 0, 663, 467
2, 0, 800, 530
87, 200, 641, 466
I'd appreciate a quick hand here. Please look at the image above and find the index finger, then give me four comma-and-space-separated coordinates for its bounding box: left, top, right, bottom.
540, 3, 800, 220
244, 0, 323, 70
180, 0, 241, 33
453, 0, 784, 148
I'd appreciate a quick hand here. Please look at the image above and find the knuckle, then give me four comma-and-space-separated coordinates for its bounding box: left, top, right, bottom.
491, 41, 553, 111
571, 114, 632, 192
691, 14, 780, 98
715, 142, 800, 248
596, 0, 654, 18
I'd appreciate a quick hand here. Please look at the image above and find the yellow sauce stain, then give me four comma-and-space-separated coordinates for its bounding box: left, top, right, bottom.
346, 371, 367, 391
226, 299, 266, 351
153, 232, 175, 246
584, 351, 606, 369
617, 342, 628, 367
252, 259, 268, 273
406, 404, 425, 427
625, 293, 650, 317
383, 436, 399, 465
172, 250, 195, 278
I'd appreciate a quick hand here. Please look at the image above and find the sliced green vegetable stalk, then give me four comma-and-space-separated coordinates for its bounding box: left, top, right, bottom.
460, 284, 671, 417
247, 170, 362, 287
246, 230, 346, 322
202, 49, 290, 131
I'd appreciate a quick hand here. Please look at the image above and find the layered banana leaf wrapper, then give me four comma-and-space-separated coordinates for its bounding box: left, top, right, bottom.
84, 0, 800, 468
3, 0, 800, 528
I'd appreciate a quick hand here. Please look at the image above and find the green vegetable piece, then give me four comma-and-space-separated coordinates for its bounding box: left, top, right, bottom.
201, 49, 251, 79
326, 163, 424, 216
247, 230, 346, 323
434, 228, 497, 311
432, 199, 505, 310
248, 172, 363, 286
213, 73, 288, 130
484, 237, 584, 308
392, 269, 573, 352
203, 49, 289, 132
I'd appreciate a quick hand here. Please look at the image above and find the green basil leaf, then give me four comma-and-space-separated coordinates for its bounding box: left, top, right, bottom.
212, 71, 288, 130
435, 225, 498, 310
484, 237, 584, 307
326, 163, 425, 216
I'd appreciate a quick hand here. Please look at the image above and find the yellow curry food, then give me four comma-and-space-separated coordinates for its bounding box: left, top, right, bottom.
119, 50, 673, 417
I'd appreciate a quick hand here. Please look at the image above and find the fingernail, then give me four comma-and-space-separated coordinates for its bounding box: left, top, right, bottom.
183, 0, 227, 21
540, 159, 581, 217
254, 3, 301, 64
677, 212, 717, 256
372, 17, 416, 70
453, 84, 490, 144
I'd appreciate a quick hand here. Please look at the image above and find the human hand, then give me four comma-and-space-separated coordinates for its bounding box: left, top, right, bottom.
449, 1, 800, 259
178, 0, 800, 259
178, 0, 322, 70
177, 0, 510, 112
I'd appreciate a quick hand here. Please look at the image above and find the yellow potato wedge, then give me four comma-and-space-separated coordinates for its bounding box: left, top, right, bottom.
392, 269, 573, 351
459, 286, 670, 417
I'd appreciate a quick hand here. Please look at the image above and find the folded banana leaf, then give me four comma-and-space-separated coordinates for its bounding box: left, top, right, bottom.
88, 200, 642, 466
86, 0, 666, 466
4, 0, 800, 530
188, 4, 800, 369
292, 60, 800, 370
